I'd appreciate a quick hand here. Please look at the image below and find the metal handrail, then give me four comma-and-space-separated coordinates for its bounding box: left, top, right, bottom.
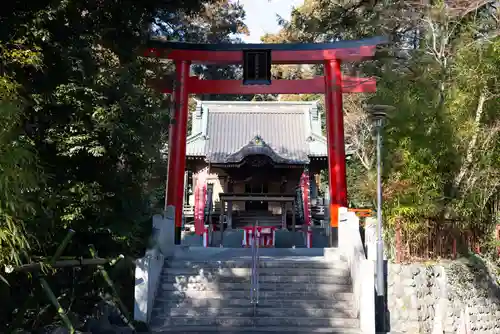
219, 214, 226, 247
250, 220, 260, 316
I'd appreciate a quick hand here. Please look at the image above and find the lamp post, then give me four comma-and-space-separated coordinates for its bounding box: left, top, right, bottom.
367, 104, 393, 333
366, 104, 394, 297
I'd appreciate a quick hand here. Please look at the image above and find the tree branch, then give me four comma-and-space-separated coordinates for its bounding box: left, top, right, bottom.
453, 90, 488, 190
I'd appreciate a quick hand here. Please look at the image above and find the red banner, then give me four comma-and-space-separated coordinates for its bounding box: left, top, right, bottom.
194, 169, 208, 235
300, 171, 311, 227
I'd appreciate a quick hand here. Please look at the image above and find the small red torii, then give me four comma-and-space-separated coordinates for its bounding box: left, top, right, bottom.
143, 36, 388, 244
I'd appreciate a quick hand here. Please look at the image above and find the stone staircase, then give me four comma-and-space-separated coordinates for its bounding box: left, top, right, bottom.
151, 247, 360, 333
233, 210, 282, 228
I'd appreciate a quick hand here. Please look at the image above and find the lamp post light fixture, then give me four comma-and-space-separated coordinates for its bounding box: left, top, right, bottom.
366, 104, 394, 298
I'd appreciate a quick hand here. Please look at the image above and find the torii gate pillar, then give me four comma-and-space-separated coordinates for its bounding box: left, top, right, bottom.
325, 59, 348, 222
165, 61, 190, 243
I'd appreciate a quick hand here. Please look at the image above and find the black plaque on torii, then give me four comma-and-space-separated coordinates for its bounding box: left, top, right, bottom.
243, 50, 272, 85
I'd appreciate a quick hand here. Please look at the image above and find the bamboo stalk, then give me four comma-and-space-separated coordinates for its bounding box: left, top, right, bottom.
88, 245, 134, 330
50, 229, 76, 265
37, 229, 77, 333
39, 277, 75, 334
33, 255, 85, 260
12, 258, 113, 272
109, 254, 125, 267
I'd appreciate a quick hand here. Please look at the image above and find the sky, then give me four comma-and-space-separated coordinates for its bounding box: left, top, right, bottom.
238, 0, 304, 43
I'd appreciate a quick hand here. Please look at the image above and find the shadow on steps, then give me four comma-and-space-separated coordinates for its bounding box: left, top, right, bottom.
151, 248, 358, 333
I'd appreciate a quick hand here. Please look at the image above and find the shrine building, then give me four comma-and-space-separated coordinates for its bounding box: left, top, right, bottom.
182, 100, 346, 234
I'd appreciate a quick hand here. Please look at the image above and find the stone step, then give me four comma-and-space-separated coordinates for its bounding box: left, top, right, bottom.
166, 259, 346, 269
157, 290, 353, 301
152, 327, 360, 334
235, 211, 277, 216
236, 220, 281, 222
216, 230, 246, 248
161, 282, 352, 293
168, 246, 341, 259
235, 223, 281, 228
164, 273, 351, 284
151, 248, 357, 333
237, 214, 281, 218
311, 229, 330, 248
156, 298, 355, 310
151, 316, 359, 328
154, 305, 356, 318
235, 221, 282, 225
274, 230, 308, 248
236, 217, 280, 220
164, 267, 349, 279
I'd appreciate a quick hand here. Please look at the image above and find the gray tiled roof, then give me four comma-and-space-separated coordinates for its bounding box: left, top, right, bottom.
186, 101, 327, 164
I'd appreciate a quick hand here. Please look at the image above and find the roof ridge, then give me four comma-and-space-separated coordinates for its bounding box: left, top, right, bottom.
199, 100, 318, 105
208, 109, 305, 113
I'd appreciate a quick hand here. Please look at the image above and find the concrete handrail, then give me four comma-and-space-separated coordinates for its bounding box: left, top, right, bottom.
134, 247, 164, 323
134, 206, 176, 324
338, 207, 375, 334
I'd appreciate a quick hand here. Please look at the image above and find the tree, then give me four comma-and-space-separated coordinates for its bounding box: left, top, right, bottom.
154, 0, 251, 101
0, 0, 250, 330
263, 0, 500, 256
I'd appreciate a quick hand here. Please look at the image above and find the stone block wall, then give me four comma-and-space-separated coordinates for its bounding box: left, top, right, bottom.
387, 259, 500, 333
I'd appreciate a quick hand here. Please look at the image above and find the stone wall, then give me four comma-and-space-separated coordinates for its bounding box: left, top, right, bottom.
387, 258, 500, 333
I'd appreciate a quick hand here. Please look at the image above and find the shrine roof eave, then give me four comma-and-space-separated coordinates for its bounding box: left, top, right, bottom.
185, 150, 352, 161
144, 36, 389, 64
185, 154, 330, 161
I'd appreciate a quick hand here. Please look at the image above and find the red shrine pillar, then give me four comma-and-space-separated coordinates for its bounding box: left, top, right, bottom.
324, 59, 348, 242
165, 60, 190, 244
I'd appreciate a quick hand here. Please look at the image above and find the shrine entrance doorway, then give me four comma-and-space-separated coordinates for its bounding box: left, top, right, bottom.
245, 181, 269, 211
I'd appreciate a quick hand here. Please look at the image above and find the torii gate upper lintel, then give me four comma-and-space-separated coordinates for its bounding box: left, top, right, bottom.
143, 36, 388, 244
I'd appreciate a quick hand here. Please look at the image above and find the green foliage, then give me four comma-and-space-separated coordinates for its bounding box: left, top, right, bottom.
0, 38, 43, 267
346, 159, 373, 208
265, 0, 500, 257
0, 102, 41, 267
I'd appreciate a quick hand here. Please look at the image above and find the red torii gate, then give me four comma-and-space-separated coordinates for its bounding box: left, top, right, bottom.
143, 37, 387, 244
